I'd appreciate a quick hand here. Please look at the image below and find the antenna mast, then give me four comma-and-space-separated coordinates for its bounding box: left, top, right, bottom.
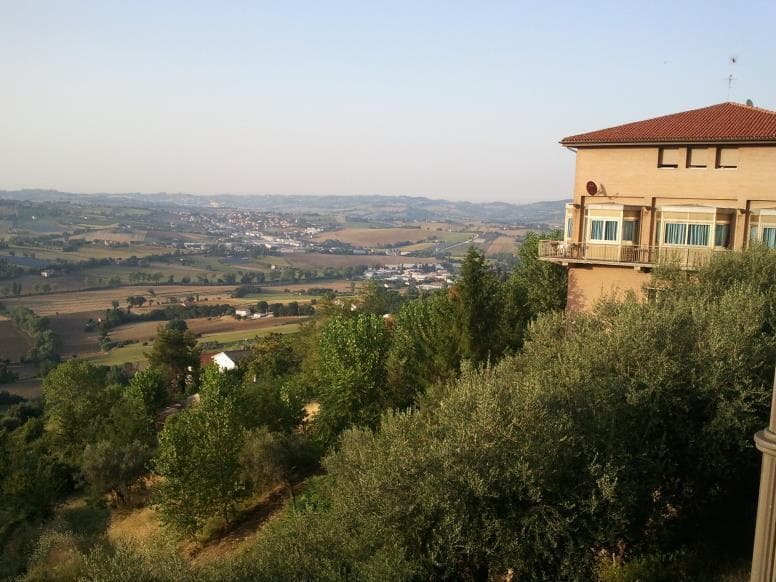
727, 55, 738, 100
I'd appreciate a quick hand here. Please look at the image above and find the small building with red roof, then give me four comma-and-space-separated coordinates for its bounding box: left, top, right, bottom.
539, 102, 776, 310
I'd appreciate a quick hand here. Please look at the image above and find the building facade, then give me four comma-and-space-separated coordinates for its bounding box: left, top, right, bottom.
539, 102, 776, 310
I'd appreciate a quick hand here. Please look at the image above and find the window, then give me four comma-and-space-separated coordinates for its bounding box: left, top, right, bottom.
687, 224, 710, 246
658, 147, 679, 168
591, 220, 603, 240
764, 228, 776, 249
750, 226, 759, 244
566, 217, 573, 239
714, 224, 730, 247
590, 219, 618, 241
716, 147, 738, 168
664, 223, 687, 245
622, 220, 639, 242
664, 222, 710, 246
686, 147, 708, 168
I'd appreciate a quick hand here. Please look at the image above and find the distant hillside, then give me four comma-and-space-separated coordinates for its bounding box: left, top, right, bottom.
0, 190, 568, 226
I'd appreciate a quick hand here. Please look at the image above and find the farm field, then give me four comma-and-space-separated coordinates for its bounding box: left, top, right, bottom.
314, 227, 428, 247
109, 315, 302, 345
5, 243, 170, 262
49, 311, 104, 357
200, 321, 302, 348
5, 279, 353, 317
314, 227, 479, 249
0, 318, 31, 362
2, 285, 241, 316
0, 377, 42, 399
70, 228, 148, 243
86, 320, 302, 366
486, 236, 519, 256
397, 242, 436, 252
281, 253, 437, 270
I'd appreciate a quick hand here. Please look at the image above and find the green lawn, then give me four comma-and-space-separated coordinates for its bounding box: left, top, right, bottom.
199, 322, 302, 348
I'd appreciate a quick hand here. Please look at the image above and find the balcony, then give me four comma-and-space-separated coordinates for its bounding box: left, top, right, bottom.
538, 240, 729, 270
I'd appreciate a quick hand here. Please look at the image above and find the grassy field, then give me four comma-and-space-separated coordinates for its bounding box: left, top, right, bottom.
6, 243, 169, 262
200, 321, 302, 349
315, 227, 478, 249
86, 320, 302, 366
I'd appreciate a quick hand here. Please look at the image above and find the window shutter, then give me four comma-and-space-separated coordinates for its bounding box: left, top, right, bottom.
659, 147, 679, 167
717, 147, 738, 168
687, 148, 707, 167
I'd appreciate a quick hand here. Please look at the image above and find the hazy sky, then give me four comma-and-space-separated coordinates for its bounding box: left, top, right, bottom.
1, 1, 775, 203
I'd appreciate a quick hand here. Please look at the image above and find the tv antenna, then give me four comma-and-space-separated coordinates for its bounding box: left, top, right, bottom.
727, 54, 738, 100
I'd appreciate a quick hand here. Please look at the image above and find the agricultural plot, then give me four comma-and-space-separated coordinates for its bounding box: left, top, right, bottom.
86, 320, 302, 367
71, 229, 148, 243
2, 285, 240, 316
6, 243, 168, 262
199, 321, 302, 349
282, 253, 436, 270
109, 315, 302, 345
49, 311, 104, 358
486, 236, 518, 256
0, 318, 31, 362
0, 377, 42, 399
314, 228, 427, 247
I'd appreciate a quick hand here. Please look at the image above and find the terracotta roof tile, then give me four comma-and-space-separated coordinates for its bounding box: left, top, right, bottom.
561, 102, 776, 146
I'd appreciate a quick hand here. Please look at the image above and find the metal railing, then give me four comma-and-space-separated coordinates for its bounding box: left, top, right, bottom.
538, 240, 729, 269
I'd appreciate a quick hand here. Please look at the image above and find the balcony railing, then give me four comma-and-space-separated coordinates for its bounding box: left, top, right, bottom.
538, 240, 729, 269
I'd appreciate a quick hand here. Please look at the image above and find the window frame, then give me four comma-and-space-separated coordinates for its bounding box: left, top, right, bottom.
715, 147, 739, 169
662, 222, 711, 247
686, 147, 708, 168
657, 146, 680, 169
589, 218, 619, 243
621, 219, 639, 244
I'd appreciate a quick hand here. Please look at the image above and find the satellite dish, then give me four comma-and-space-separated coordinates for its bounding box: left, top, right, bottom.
746, 98, 754, 106
586, 181, 598, 195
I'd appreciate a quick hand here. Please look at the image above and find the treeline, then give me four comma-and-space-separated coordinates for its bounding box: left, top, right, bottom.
255, 301, 316, 318
0, 258, 26, 280
85, 303, 237, 333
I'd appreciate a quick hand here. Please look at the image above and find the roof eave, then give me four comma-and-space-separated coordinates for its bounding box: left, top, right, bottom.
559, 138, 776, 147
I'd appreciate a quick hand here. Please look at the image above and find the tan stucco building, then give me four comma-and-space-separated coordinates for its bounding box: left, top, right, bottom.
539, 102, 776, 310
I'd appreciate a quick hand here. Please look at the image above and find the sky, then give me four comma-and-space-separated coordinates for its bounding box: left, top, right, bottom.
1, 1, 775, 203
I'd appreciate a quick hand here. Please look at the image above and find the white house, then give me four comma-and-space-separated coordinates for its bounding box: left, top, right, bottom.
211, 349, 250, 371
235, 308, 251, 318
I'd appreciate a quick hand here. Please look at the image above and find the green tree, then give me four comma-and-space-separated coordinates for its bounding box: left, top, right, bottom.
385, 291, 460, 405
315, 314, 392, 444
237, 255, 774, 579
509, 230, 567, 315
82, 439, 152, 504
127, 367, 169, 416
452, 246, 504, 365
358, 279, 405, 315
153, 366, 246, 537
240, 427, 318, 505
42, 360, 113, 461
147, 320, 201, 395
